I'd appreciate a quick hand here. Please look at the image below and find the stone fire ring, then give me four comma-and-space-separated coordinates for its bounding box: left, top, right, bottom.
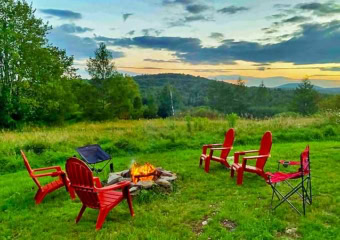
107, 167, 177, 195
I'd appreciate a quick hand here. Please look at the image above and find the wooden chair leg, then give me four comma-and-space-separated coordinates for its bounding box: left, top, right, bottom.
237, 169, 244, 185
76, 205, 87, 223
231, 168, 235, 178
204, 157, 210, 173
35, 190, 47, 204
199, 157, 203, 167
123, 187, 135, 217
68, 186, 76, 200
96, 209, 110, 230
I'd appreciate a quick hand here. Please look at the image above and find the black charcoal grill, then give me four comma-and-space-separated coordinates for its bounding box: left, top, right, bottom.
76, 144, 114, 173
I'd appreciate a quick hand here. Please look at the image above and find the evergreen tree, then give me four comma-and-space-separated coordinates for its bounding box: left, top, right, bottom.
291, 78, 320, 115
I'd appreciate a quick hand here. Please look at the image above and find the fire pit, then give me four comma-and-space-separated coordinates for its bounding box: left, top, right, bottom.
107, 162, 177, 195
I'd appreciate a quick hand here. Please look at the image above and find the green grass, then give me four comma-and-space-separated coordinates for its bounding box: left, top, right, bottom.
0, 118, 339, 239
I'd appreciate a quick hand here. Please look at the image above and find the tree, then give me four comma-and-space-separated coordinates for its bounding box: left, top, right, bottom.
291, 78, 320, 115
0, 0, 77, 127
86, 43, 116, 88
84, 44, 142, 120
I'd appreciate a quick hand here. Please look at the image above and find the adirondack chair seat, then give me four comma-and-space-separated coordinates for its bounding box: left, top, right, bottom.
231, 163, 263, 174
200, 128, 235, 173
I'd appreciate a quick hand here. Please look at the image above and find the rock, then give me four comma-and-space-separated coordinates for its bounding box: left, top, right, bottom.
120, 177, 132, 182
161, 175, 177, 181
121, 169, 131, 178
285, 228, 297, 235
160, 170, 173, 176
136, 180, 155, 189
155, 179, 171, 188
129, 187, 139, 193
202, 221, 208, 226
107, 173, 122, 185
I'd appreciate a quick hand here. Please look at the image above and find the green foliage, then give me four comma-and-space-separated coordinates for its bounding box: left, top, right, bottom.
185, 116, 192, 133
291, 78, 320, 115
0, 0, 77, 128
226, 113, 239, 128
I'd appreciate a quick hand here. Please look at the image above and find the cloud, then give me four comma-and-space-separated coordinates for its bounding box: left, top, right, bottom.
163, 0, 193, 6
59, 24, 93, 33
282, 16, 311, 24
48, 28, 124, 59
209, 32, 224, 40
40, 9, 82, 20
127, 30, 135, 36
273, 4, 291, 9
167, 14, 213, 27
297, 2, 340, 16
141, 28, 163, 36
105, 20, 340, 65
144, 58, 181, 63
186, 4, 210, 14
321, 67, 340, 71
217, 6, 249, 15
122, 13, 133, 21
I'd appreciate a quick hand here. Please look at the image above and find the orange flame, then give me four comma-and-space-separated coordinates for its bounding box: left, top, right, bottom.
130, 162, 156, 183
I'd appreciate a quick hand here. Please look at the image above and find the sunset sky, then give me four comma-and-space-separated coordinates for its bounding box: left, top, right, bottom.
29, 0, 340, 87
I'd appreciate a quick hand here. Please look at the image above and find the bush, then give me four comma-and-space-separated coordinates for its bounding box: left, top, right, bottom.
323, 125, 336, 137
274, 112, 301, 118
23, 141, 49, 154
226, 113, 238, 128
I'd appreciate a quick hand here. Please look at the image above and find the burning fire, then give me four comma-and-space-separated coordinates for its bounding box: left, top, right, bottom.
130, 162, 156, 183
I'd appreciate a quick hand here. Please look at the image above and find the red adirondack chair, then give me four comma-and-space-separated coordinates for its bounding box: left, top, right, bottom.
200, 128, 235, 173
65, 157, 134, 230
230, 131, 272, 185
21, 150, 75, 204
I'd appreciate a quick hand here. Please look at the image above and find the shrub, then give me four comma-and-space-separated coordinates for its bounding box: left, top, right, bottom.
185, 116, 192, 133
323, 125, 336, 137
226, 113, 239, 128
23, 141, 49, 154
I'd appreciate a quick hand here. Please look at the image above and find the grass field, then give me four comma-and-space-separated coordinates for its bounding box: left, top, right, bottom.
0, 117, 339, 239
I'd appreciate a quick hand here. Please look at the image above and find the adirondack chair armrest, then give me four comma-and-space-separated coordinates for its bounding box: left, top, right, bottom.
33, 172, 62, 178
210, 147, 232, 151
243, 154, 270, 160
95, 181, 131, 192
33, 166, 62, 172
236, 150, 259, 155
93, 177, 102, 188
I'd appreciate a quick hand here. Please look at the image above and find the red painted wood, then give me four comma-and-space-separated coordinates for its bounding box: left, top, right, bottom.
21, 150, 75, 204
230, 131, 272, 185
66, 157, 134, 230
200, 128, 235, 173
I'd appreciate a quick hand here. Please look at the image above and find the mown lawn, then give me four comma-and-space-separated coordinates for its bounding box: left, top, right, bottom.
1, 140, 340, 239
0, 118, 339, 239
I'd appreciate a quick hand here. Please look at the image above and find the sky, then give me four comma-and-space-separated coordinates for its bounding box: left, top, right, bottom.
28, 0, 340, 88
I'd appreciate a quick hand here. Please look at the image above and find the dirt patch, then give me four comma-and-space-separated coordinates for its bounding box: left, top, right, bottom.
192, 215, 212, 236
220, 219, 237, 231
276, 227, 301, 239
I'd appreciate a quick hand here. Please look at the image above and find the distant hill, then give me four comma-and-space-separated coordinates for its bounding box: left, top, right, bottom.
276, 83, 340, 94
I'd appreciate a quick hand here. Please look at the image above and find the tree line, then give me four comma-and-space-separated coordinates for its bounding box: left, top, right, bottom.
0, 0, 338, 128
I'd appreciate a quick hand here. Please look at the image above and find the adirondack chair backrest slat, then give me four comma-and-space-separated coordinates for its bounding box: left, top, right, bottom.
256, 131, 272, 170
220, 128, 235, 159
66, 158, 100, 209
21, 150, 42, 189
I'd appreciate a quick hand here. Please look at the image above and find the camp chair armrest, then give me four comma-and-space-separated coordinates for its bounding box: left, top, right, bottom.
278, 160, 300, 165
33, 166, 62, 172
243, 154, 270, 160
95, 181, 130, 192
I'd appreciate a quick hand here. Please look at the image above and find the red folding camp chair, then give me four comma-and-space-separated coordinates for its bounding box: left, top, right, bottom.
66, 157, 134, 230
266, 145, 312, 215
199, 128, 235, 173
